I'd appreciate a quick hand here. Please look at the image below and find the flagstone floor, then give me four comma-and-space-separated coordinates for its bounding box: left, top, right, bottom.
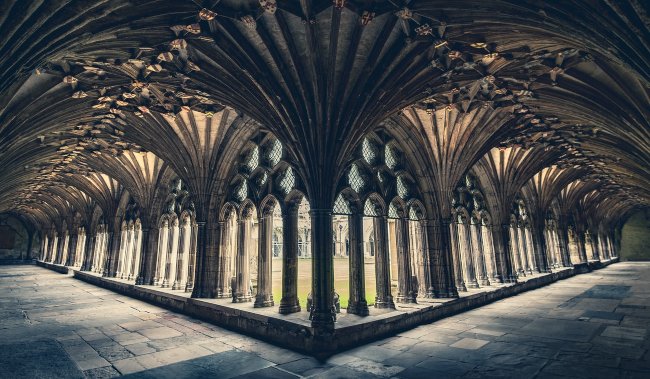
1, 262, 649, 379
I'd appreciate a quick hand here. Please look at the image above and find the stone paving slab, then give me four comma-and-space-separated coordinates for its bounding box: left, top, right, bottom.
2, 262, 650, 377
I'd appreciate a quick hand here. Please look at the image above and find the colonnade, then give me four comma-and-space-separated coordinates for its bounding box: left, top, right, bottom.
37, 210, 620, 319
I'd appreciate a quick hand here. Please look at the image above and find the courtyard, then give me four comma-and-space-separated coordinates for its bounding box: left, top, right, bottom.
1, 262, 649, 378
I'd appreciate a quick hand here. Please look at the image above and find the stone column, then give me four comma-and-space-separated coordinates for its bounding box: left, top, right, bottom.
233, 208, 253, 302
178, 226, 191, 290
347, 212, 369, 315
500, 224, 518, 282
255, 209, 274, 307
279, 203, 301, 313
509, 226, 524, 276
54, 234, 63, 264
419, 220, 435, 298
61, 234, 77, 266
153, 225, 168, 286
450, 221, 467, 291
470, 220, 490, 286
215, 220, 232, 298
116, 230, 127, 278
481, 225, 499, 282
64, 234, 75, 266
373, 215, 395, 308
49, 235, 58, 263
309, 208, 335, 328
396, 217, 416, 303
557, 229, 571, 267
524, 228, 538, 273
517, 227, 531, 274
186, 223, 198, 292
172, 225, 187, 290
162, 222, 180, 288
81, 234, 94, 271
134, 228, 148, 283
102, 231, 118, 277
460, 221, 479, 288
190, 221, 212, 298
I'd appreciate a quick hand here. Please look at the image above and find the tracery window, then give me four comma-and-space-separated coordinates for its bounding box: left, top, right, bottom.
348, 164, 364, 193
388, 202, 399, 218
279, 167, 295, 194
364, 198, 378, 217
245, 146, 259, 172
235, 180, 247, 202
267, 139, 282, 168
397, 176, 409, 199
362, 138, 376, 165
333, 194, 352, 215
385, 144, 398, 170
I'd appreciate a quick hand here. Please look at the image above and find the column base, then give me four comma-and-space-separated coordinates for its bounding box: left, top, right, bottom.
374, 297, 396, 309
160, 280, 170, 288
456, 281, 468, 292
467, 280, 480, 289
185, 284, 193, 293
479, 278, 490, 286
310, 310, 336, 329
213, 290, 232, 299
135, 276, 144, 285
254, 297, 274, 308
279, 297, 301, 314
346, 302, 370, 316
395, 295, 417, 304
233, 295, 253, 303
172, 282, 184, 290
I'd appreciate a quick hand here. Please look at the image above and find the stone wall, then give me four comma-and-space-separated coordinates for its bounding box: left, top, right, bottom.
621, 210, 650, 261
0, 216, 38, 262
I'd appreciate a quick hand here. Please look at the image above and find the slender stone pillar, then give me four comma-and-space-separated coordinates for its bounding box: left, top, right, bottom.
460, 220, 479, 288
190, 221, 211, 298
347, 212, 369, 315
153, 225, 168, 286
510, 226, 524, 276
185, 223, 198, 292
54, 235, 64, 264
255, 209, 274, 307
135, 229, 148, 284
102, 231, 117, 277
234, 208, 253, 302
309, 208, 335, 328
50, 235, 58, 263
450, 221, 467, 291
162, 222, 179, 288
516, 227, 531, 274
395, 217, 416, 303
419, 220, 435, 298
470, 220, 490, 286
172, 225, 187, 290
81, 234, 94, 271
215, 219, 232, 298
524, 228, 538, 273
557, 229, 571, 267
373, 215, 395, 308
279, 203, 301, 313
500, 224, 518, 282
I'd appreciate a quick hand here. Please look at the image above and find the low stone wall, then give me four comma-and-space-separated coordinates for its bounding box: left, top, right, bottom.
36, 260, 72, 274
35, 260, 618, 355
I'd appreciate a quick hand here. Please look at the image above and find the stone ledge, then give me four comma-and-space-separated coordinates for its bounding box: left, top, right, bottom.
36, 260, 618, 356
36, 260, 73, 274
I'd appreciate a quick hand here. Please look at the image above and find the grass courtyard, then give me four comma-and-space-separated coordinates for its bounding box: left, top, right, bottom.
269, 258, 377, 310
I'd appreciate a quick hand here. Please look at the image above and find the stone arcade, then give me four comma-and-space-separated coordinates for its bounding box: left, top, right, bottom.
1, 0, 649, 360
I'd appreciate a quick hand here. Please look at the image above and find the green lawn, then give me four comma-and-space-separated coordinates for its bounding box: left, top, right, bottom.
270, 258, 376, 310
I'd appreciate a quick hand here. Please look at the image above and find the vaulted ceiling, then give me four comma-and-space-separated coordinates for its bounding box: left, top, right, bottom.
0, 0, 648, 229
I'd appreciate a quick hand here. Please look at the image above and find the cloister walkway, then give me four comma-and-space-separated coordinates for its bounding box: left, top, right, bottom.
1, 262, 649, 378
